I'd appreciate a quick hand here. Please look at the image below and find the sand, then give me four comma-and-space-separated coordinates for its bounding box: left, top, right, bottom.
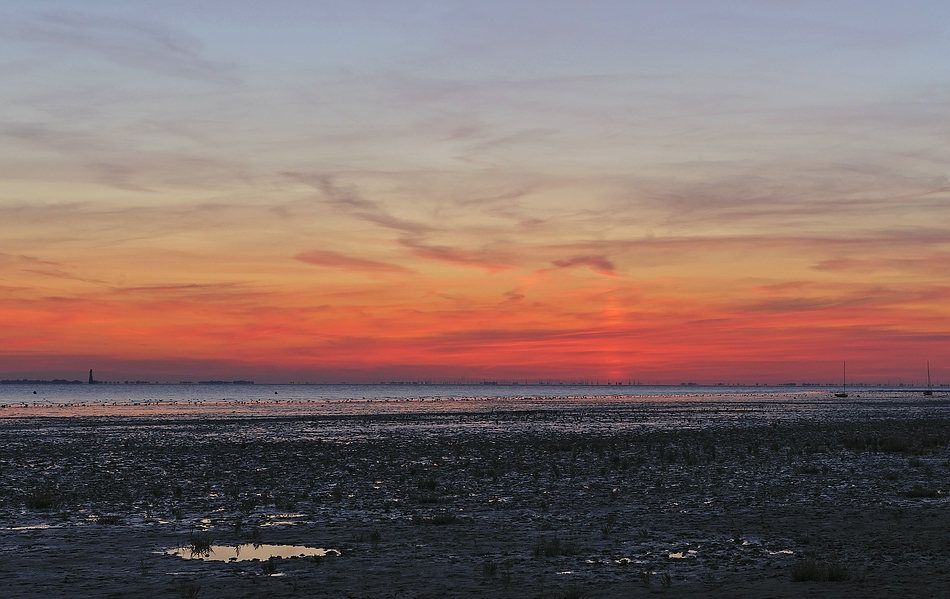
1, 393, 949, 598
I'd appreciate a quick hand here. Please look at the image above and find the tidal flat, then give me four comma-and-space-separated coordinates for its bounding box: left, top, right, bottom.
1, 393, 949, 598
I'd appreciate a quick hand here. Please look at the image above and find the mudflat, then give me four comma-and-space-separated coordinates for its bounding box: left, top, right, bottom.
1, 394, 949, 598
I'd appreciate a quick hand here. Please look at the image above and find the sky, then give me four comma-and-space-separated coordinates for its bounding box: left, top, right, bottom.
1, 1, 949, 384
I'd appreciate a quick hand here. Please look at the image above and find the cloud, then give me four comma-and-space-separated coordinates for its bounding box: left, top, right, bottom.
0, 252, 109, 286
0, 251, 60, 267
21, 267, 109, 286
292, 174, 436, 235
114, 282, 245, 294
0, 10, 240, 83
813, 254, 950, 277
294, 250, 412, 274
398, 238, 513, 271
550, 255, 617, 276
0, 121, 250, 192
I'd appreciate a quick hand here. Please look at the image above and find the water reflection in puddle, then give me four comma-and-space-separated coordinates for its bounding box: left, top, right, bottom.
261, 514, 307, 527
166, 544, 339, 562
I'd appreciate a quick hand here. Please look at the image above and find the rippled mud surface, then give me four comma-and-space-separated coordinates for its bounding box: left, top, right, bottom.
2, 394, 950, 598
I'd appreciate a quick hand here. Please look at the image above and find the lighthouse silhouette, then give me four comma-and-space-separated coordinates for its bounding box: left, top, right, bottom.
88, 369, 95, 384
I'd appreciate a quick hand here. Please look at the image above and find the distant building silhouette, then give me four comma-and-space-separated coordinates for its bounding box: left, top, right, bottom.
88, 369, 95, 384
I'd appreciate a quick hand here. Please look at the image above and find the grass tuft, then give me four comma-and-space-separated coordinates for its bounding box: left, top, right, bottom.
177, 579, 201, 598
639, 570, 652, 586
534, 536, 576, 558
188, 531, 213, 558
412, 512, 457, 525
790, 558, 851, 582
25, 491, 57, 510
904, 484, 940, 498
261, 558, 278, 576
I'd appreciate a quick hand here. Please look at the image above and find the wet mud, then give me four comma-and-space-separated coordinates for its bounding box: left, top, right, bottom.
2, 394, 949, 598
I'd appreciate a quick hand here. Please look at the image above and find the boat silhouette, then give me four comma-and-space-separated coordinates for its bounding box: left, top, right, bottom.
835, 361, 848, 398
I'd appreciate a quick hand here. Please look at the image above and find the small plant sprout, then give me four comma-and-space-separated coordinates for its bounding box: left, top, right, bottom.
177, 579, 201, 598
261, 558, 278, 576
24, 491, 56, 510
188, 531, 213, 558
534, 536, 576, 558
790, 558, 852, 582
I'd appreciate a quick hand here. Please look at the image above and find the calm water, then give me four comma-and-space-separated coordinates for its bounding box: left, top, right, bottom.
1, 383, 943, 431
0, 382, 857, 406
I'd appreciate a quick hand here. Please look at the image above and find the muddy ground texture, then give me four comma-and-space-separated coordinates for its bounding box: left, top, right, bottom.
2, 397, 950, 598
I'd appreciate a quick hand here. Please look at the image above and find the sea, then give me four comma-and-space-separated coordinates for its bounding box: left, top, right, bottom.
0, 382, 942, 426
0, 381, 879, 406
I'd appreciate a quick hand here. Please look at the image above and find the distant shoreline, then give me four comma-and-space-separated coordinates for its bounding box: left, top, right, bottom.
0, 379, 83, 385
1, 380, 945, 390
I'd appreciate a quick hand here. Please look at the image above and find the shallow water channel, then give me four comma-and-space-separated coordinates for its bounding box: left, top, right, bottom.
165, 544, 339, 562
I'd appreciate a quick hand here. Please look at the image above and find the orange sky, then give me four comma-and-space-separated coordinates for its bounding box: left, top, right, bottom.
2, 3, 949, 383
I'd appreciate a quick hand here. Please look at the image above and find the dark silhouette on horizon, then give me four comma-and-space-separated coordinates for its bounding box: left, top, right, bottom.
835, 361, 848, 398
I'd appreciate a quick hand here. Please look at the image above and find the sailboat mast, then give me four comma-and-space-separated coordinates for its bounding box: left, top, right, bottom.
835, 361, 849, 397
924, 361, 934, 396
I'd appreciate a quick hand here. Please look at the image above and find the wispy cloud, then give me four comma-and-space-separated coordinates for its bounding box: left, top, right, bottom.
0, 251, 60, 267
292, 173, 436, 235
549, 255, 617, 276
0, 251, 110, 286
21, 267, 110, 286
294, 250, 412, 274
398, 238, 513, 271
813, 254, 950, 277
0, 10, 239, 83
0, 120, 250, 191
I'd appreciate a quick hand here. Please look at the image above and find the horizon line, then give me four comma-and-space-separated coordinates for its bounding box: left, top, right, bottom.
1, 378, 943, 389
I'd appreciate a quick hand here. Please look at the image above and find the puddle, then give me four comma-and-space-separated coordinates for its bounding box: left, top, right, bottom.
261, 514, 307, 527
165, 544, 339, 562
